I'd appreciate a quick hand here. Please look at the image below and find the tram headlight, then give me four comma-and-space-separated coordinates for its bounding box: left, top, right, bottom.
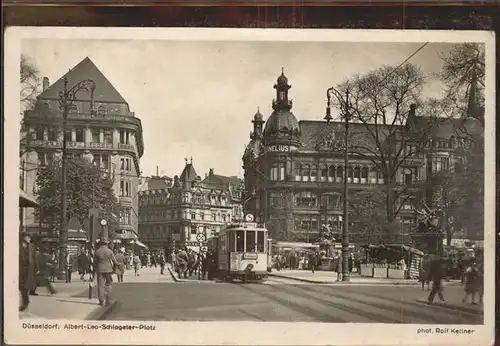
245, 263, 254, 272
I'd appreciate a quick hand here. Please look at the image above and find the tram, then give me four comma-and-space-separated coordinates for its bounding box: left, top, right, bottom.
209, 214, 270, 282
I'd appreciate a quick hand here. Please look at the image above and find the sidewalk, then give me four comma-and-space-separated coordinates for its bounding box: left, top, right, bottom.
269, 270, 463, 286
19, 279, 107, 320
19, 267, 172, 320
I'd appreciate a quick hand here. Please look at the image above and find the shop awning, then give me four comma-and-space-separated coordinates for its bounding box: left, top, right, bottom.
273, 242, 320, 249
129, 240, 148, 248
19, 189, 39, 208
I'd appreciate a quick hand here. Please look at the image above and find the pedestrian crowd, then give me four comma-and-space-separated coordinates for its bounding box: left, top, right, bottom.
420, 250, 484, 306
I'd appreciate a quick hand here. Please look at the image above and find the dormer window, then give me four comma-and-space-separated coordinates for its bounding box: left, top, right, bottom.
69, 104, 78, 115
98, 105, 106, 116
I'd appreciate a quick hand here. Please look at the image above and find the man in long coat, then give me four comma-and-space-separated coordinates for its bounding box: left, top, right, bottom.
19, 232, 38, 311
94, 239, 119, 306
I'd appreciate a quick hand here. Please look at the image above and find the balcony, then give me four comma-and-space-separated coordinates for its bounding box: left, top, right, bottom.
87, 142, 113, 149
67, 141, 85, 149
26, 139, 137, 156
27, 140, 62, 149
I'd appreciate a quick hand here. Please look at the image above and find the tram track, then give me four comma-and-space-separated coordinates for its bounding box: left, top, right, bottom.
263, 281, 404, 323
234, 283, 347, 323
302, 282, 483, 319
266, 278, 482, 324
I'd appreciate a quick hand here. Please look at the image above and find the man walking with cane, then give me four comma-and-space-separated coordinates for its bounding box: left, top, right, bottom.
94, 237, 119, 306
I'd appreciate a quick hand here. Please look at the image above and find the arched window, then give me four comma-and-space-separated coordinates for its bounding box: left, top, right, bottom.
347, 166, 354, 182
294, 164, 302, 181
310, 165, 318, 182
42, 102, 50, 116
328, 166, 335, 182
320, 165, 328, 182
353, 167, 361, 183
69, 104, 78, 115
361, 167, 369, 184
336, 166, 343, 182
97, 105, 106, 116
302, 165, 311, 182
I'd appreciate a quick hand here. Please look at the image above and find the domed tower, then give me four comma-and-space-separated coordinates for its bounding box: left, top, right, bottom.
242, 108, 266, 222
263, 68, 301, 150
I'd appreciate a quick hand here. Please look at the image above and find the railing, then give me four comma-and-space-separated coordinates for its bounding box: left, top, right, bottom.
27, 139, 137, 154
88, 142, 112, 149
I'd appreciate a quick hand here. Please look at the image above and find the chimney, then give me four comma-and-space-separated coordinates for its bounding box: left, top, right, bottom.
43, 77, 50, 91
209, 168, 214, 176
409, 104, 416, 118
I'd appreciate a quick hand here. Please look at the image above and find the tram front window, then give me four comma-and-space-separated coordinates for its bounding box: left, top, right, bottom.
246, 231, 256, 252
257, 231, 265, 252
236, 231, 245, 252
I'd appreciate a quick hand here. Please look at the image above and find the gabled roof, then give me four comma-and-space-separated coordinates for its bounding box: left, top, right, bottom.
410, 116, 483, 139
299, 120, 397, 152
180, 163, 198, 183
38, 57, 128, 105
145, 177, 169, 191
202, 174, 242, 188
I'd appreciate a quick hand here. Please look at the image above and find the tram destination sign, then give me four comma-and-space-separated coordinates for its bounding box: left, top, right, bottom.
243, 253, 258, 260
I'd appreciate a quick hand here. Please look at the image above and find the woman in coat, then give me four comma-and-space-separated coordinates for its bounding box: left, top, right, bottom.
77, 250, 89, 281
19, 232, 38, 311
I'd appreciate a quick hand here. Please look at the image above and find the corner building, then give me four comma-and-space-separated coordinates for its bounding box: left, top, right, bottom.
20, 57, 144, 248
242, 71, 483, 243
138, 161, 245, 250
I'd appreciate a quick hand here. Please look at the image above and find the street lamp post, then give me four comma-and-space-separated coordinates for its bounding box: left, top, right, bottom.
325, 86, 352, 282
57, 77, 96, 279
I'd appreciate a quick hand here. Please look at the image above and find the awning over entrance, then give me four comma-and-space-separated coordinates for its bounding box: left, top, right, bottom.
19, 189, 38, 208
128, 240, 148, 249
273, 241, 320, 249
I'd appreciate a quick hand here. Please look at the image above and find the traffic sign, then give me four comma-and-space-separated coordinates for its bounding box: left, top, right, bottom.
196, 233, 206, 242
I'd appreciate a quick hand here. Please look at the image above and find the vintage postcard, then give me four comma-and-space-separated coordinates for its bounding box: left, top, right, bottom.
4, 27, 495, 345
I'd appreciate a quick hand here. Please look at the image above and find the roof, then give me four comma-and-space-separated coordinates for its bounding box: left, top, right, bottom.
179, 163, 198, 183
410, 116, 483, 139
264, 110, 300, 136
144, 177, 170, 190
202, 173, 242, 188
299, 120, 395, 152
38, 57, 129, 105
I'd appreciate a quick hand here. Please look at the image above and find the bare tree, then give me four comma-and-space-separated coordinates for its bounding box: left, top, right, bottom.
437, 43, 485, 125
348, 188, 388, 244
21, 54, 41, 114
334, 63, 441, 241
425, 43, 486, 243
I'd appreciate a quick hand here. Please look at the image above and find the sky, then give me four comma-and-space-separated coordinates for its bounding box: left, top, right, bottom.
22, 39, 455, 179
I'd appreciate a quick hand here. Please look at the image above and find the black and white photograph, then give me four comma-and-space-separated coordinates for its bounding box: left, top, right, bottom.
4, 28, 495, 345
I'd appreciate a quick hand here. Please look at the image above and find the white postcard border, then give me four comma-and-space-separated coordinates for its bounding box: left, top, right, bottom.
4, 27, 496, 346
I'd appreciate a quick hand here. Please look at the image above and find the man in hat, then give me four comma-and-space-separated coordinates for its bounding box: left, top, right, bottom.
94, 238, 119, 306
19, 232, 38, 311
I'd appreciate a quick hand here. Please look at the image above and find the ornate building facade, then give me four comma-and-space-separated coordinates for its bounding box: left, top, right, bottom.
138, 160, 245, 250
20, 57, 144, 246
242, 71, 483, 243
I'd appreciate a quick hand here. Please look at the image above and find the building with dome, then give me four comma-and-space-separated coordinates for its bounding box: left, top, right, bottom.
20, 57, 144, 248
242, 70, 483, 243
138, 159, 245, 250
